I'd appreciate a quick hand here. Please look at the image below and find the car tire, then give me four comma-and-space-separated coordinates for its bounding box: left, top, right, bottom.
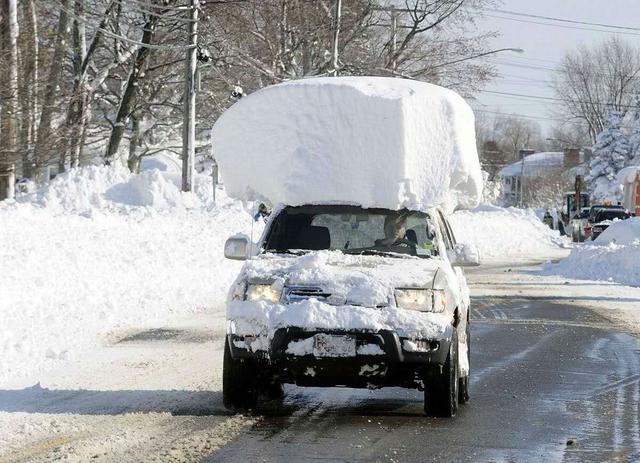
424, 329, 459, 417
222, 340, 258, 411
458, 321, 470, 404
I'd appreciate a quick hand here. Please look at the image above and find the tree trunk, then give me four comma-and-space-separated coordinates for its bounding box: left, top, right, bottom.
65, 0, 87, 169
33, 0, 68, 181
0, 0, 19, 200
104, 14, 157, 164
18, 0, 38, 179
127, 114, 141, 173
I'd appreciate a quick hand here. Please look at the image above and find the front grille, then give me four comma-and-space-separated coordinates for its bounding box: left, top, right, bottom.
284, 286, 331, 303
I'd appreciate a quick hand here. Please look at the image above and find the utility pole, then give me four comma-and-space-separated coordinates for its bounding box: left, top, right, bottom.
330, 0, 342, 76
182, 0, 199, 192
389, 8, 397, 73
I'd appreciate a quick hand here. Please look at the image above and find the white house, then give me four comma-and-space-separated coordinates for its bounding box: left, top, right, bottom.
498, 150, 585, 206
617, 165, 640, 216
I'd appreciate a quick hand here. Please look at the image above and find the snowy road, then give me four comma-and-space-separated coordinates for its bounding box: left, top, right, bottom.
205, 295, 640, 463
2, 265, 640, 462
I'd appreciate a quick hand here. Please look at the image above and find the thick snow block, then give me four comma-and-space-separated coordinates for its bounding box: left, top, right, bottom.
212, 77, 482, 212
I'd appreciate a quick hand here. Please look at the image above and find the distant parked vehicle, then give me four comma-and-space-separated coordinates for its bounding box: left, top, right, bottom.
561, 191, 590, 242
584, 207, 632, 240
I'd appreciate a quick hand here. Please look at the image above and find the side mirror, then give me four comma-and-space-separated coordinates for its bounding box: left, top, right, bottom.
224, 234, 250, 260
448, 242, 481, 267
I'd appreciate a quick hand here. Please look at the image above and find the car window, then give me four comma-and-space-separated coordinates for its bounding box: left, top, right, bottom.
263, 206, 439, 258
436, 212, 454, 250
436, 211, 455, 250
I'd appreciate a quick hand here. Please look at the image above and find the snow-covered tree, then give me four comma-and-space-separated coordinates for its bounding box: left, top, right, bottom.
628, 96, 640, 166
586, 110, 631, 202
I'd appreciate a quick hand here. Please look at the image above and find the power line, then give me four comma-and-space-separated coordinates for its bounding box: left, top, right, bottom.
473, 108, 570, 123
485, 13, 640, 37
481, 89, 640, 109
486, 7, 640, 33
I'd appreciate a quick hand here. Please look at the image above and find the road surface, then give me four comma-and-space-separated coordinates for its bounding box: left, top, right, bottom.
206, 296, 640, 462
2, 265, 639, 462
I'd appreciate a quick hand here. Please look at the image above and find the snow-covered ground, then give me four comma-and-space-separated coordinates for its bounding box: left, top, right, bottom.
450, 204, 570, 262
543, 217, 640, 287
1, 165, 575, 386
1, 164, 639, 460
0, 162, 255, 385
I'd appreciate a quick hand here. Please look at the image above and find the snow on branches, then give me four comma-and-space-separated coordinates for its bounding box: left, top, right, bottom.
587, 110, 632, 202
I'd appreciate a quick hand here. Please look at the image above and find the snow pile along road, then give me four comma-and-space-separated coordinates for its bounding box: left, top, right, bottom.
212, 76, 482, 212
0, 161, 253, 385
449, 205, 570, 261
543, 218, 640, 287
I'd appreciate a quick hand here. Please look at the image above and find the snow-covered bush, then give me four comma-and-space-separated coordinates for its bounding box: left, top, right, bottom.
586, 111, 631, 202
481, 170, 502, 205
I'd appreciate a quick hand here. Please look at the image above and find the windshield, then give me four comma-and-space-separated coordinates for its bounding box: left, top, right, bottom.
263, 205, 439, 258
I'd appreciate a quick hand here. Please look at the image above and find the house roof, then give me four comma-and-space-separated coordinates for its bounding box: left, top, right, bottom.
617, 165, 640, 184
498, 151, 582, 178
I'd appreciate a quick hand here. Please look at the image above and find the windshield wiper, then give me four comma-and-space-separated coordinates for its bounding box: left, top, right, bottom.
344, 249, 414, 258
265, 249, 308, 256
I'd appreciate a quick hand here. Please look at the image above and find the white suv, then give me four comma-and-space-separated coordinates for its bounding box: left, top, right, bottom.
223, 204, 479, 417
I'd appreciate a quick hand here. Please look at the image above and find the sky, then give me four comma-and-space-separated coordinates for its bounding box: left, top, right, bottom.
474, 0, 640, 132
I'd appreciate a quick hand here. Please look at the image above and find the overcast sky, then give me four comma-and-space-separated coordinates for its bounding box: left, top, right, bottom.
474, 0, 640, 132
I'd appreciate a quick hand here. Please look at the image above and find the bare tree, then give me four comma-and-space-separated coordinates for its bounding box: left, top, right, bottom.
553, 37, 640, 143
33, 0, 69, 179
0, 0, 19, 200
18, 0, 38, 178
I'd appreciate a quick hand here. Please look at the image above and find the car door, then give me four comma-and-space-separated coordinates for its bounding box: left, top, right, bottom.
436, 210, 470, 318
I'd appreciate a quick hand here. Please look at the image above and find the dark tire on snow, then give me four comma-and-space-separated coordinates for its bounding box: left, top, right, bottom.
223, 340, 258, 411
459, 318, 470, 404
424, 329, 459, 417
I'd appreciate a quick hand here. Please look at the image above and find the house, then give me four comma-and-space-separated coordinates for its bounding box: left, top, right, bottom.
498, 149, 585, 206
617, 165, 640, 216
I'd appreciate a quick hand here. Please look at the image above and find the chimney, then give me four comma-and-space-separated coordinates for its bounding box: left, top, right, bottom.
563, 148, 580, 169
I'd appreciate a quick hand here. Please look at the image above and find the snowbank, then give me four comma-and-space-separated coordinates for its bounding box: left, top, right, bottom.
595, 217, 640, 245
0, 162, 254, 384
543, 218, 640, 286
212, 76, 482, 212
449, 205, 570, 260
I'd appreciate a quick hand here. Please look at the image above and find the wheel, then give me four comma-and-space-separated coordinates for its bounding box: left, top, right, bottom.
424, 329, 459, 417
458, 319, 470, 404
222, 340, 258, 411
264, 380, 284, 400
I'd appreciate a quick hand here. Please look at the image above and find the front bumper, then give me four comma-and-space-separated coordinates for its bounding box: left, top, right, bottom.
227, 326, 452, 389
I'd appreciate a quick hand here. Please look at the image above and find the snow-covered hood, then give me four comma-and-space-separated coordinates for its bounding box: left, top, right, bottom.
239, 250, 443, 307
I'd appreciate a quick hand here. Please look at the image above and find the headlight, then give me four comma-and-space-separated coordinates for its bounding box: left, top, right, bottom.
245, 283, 281, 303
394, 289, 446, 313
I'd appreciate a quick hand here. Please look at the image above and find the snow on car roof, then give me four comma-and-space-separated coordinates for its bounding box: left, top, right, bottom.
211, 76, 482, 213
